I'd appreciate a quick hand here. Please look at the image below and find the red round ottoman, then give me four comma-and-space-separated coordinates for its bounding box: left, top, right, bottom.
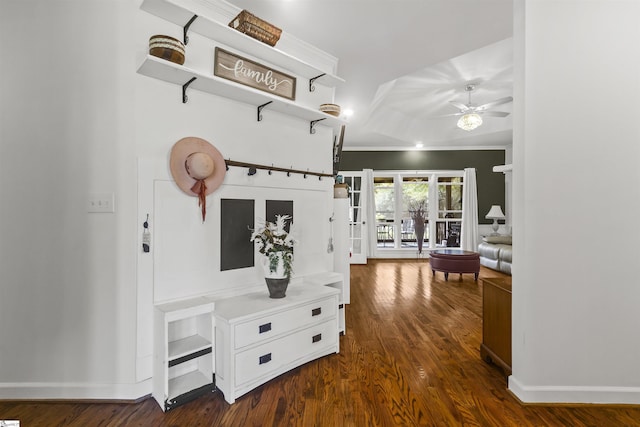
430, 249, 480, 281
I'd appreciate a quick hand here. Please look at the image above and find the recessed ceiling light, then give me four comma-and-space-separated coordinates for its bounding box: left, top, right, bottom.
343, 108, 354, 118
415, 142, 424, 148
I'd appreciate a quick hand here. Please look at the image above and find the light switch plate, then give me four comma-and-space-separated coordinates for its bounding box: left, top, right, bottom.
88, 193, 115, 213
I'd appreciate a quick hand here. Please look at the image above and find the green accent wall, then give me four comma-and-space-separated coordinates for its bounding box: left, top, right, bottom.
338, 150, 505, 224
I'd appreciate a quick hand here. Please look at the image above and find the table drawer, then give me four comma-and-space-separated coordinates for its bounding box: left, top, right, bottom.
233, 297, 336, 349
235, 319, 337, 386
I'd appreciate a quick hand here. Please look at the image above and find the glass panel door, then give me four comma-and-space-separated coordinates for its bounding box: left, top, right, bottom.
342, 173, 367, 264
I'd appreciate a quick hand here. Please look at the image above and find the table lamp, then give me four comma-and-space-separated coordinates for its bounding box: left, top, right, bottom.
486, 205, 505, 235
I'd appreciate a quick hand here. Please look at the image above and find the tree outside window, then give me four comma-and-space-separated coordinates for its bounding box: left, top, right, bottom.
437, 177, 463, 246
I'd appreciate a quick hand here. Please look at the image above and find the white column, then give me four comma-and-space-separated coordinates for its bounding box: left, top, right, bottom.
511, 0, 640, 404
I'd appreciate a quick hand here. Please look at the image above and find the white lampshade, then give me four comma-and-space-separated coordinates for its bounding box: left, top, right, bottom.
457, 113, 482, 131
485, 205, 505, 219
486, 205, 505, 235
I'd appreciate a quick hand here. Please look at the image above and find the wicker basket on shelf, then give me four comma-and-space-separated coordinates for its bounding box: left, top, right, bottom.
229, 10, 282, 47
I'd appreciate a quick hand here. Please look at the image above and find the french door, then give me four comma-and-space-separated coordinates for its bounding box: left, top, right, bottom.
340, 173, 367, 264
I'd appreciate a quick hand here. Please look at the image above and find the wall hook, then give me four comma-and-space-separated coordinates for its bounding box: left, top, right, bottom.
142, 214, 151, 253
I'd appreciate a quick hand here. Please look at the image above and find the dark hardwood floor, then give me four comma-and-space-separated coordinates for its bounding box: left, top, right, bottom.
2, 260, 640, 426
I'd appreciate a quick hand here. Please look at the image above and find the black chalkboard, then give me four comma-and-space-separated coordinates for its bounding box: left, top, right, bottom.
221, 199, 255, 271
266, 200, 293, 231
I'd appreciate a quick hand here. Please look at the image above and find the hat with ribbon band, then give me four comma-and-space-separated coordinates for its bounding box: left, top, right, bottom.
169, 137, 226, 221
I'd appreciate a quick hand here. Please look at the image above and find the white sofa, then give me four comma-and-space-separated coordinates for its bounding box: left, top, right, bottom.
477, 235, 512, 275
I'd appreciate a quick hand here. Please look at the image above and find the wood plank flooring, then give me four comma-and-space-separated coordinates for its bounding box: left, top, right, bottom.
2, 259, 640, 426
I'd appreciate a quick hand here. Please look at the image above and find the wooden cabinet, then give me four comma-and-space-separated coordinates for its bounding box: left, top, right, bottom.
480, 277, 512, 376
214, 285, 340, 404
153, 297, 216, 411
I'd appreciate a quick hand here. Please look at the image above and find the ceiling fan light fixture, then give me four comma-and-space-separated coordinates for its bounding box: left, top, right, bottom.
457, 113, 482, 131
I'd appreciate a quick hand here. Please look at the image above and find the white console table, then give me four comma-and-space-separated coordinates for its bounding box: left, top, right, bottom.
213, 284, 340, 404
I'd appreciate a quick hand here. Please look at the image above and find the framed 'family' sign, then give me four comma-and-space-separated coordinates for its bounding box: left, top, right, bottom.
214, 47, 296, 100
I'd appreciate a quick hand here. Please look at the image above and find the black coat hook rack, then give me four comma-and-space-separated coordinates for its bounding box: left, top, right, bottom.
226, 160, 332, 179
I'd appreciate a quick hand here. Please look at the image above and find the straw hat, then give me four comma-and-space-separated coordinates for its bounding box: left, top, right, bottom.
169, 137, 226, 221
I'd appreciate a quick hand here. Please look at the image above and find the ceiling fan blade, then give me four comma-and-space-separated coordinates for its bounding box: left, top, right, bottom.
423, 112, 467, 120
449, 101, 470, 112
482, 111, 510, 117
475, 96, 513, 111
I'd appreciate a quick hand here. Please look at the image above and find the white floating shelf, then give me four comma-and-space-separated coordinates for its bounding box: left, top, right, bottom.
140, 0, 344, 87
137, 55, 347, 130
493, 164, 513, 173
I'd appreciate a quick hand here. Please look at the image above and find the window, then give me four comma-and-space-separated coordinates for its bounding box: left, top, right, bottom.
373, 177, 395, 247
371, 172, 463, 251
401, 177, 429, 249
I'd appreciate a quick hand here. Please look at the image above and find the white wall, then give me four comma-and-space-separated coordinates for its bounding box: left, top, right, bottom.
511, 0, 640, 403
1, 0, 338, 399
0, 0, 141, 398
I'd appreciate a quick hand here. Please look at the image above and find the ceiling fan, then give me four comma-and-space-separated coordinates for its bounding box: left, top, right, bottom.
449, 84, 513, 131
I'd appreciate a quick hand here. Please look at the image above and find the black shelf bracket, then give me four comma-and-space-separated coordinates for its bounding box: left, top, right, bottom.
183, 15, 198, 45
257, 101, 273, 121
310, 118, 327, 134
182, 77, 197, 103
309, 73, 326, 92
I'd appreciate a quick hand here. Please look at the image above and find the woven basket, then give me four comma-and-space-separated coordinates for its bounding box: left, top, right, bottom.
149, 35, 185, 65
320, 103, 341, 117
229, 10, 282, 47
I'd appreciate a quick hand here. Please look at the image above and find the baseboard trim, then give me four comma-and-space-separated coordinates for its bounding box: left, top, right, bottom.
0, 379, 152, 401
509, 376, 640, 405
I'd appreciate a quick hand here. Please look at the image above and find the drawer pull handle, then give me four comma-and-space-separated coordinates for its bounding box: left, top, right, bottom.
312, 307, 322, 316
312, 333, 322, 343
259, 353, 272, 365
259, 322, 272, 333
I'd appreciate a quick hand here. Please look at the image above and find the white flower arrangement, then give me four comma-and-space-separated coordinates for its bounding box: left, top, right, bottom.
250, 214, 295, 278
